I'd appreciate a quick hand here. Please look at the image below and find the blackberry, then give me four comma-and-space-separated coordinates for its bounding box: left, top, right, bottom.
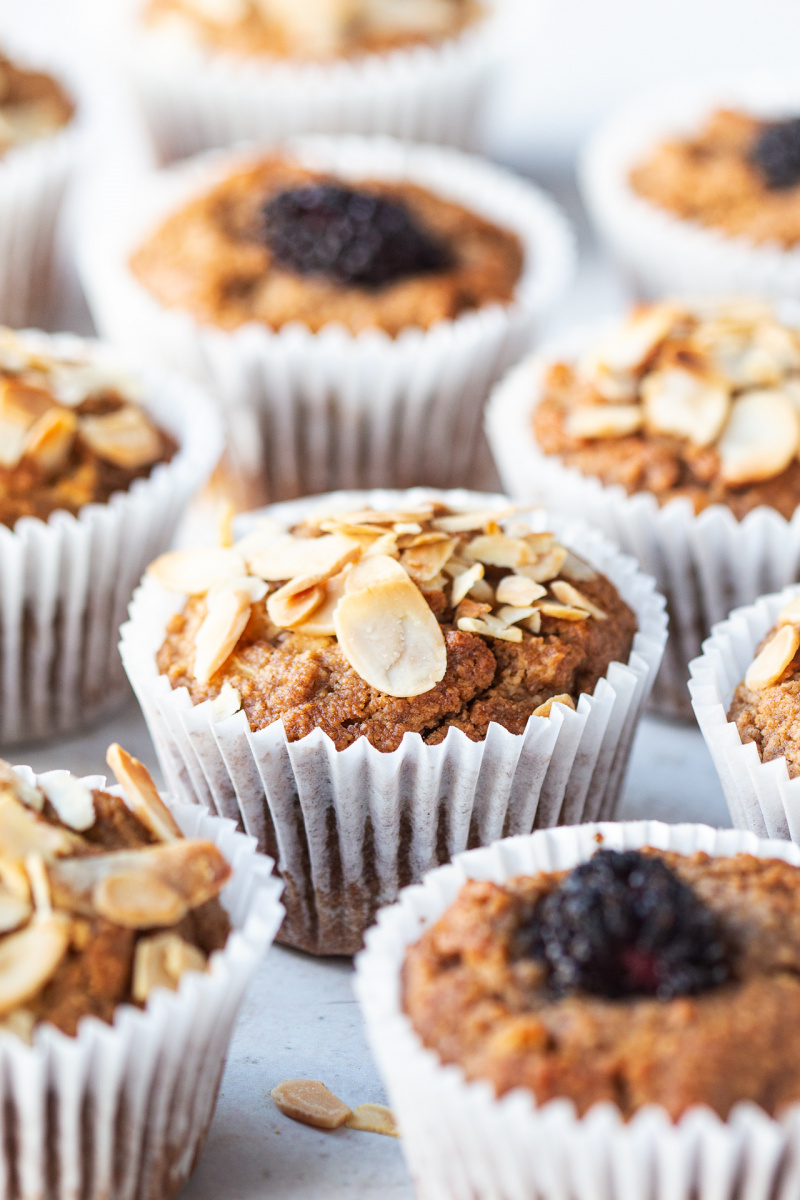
524, 849, 729, 1000
750, 118, 800, 190
263, 183, 451, 289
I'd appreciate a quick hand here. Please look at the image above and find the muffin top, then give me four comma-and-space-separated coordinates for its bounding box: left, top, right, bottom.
143, 0, 482, 60
0, 744, 231, 1041
151, 500, 637, 753
404, 844, 800, 1120
129, 157, 523, 337
728, 593, 800, 776
630, 108, 800, 249
0, 328, 177, 528
532, 299, 800, 518
0, 50, 73, 156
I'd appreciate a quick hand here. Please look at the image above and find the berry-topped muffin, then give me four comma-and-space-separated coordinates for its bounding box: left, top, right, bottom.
0, 49, 73, 156
404, 844, 800, 1119
129, 156, 523, 337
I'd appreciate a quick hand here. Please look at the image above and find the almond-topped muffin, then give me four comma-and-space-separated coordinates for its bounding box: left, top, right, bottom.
151, 501, 637, 752
0, 327, 176, 528
403, 844, 800, 1120
630, 109, 800, 249
728, 594, 800, 777
129, 156, 523, 337
532, 299, 800, 519
0, 49, 73, 156
142, 0, 482, 60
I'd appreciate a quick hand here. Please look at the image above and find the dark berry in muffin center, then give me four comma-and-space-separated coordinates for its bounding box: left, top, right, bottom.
526, 849, 730, 1000
750, 118, 800, 190
263, 183, 452, 289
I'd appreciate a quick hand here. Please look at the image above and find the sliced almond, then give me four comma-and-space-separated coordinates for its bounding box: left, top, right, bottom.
132, 932, 207, 1003
641, 367, 730, 447
457, 616, 522, 642
330, 507, 433, 527
454, 598, 491, 622
246, 532, 361, 583
294, 569, 350, 637
23, 408, 77, 477
267, 580, 325, 629
431, 506, 517, 533
400, 538, 457, 583
271, 1080, 352, 1130
565, 405, 643, 440
345, 554, 408, 593
561, 551, 597, 583
94, 870, 188, 928
0, 913, 71, 1017
533, 694, 577, 718
496, 605, 539, 627
524, 532, 556, 555
718, 390, 800, 485
147, 547, 247, 595
218, 500, 235, 549
0, 762, 44, 811
362, 532, 399, 559
211, 682, 242, 722
519, 545, 568, 583
0, 791, 80, 862
777, 597, 800, 627
536, 602, 589, 621
345, 1104, 399, 1138
549, 581, 607, 620
79, 406, 163, 469
334, 577, 447, 698
464, 534, 531, 570
522, 612, 542, 634
580, 305, 680, 376
208, 575, 267, 605
0, 378, 52, 426
744, 624, 800, 691
39, 772, 95, 831
393, 522, 423, 535
450, 562, 484, 606
106, 743, 182, 843
0, 892, 31, 934
232, 518, 285, 558
194, 586, 252, 685
495, 575, 547, 606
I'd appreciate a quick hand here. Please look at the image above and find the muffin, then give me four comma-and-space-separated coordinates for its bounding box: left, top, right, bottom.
0, 744, 283, 1200
0, 48, 77, 328
120, 487, 666, 955
581, 80, 800, 300
128, 0, 501, 162
80, 135, 574, 503
355, 821, 800, 1200
486, 297, 800, 716
0, 326, 222, 744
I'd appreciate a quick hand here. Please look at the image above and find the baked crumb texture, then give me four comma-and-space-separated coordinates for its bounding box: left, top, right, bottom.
630, 108, 800, 248
728, 595, 800, 777
130, 158, 523, 337
0, 746, 231, 1041
0, 50, 73, 155
0, 327, 176, 528
532, 298, 800, 518
143, 0, 482, 61
152, 501, 637, 753
404, 848, 800, 1120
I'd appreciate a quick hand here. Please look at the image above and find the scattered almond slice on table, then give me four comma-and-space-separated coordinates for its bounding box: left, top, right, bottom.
271, 1079, 398, 1137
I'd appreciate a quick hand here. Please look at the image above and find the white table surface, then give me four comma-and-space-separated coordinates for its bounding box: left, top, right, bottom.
11, 171, 732, 1199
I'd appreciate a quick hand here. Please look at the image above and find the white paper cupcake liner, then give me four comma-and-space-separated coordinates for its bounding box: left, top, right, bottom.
485, 322, 800, 718
688, 583, 800, 840
78, 135, 576, 505
0, 764, 283, 1200
119, 487, 666, 956
580, 76, 800, 301
126, 0, 512, 163
355, 818, 800, 1200
0, 330, 223, 746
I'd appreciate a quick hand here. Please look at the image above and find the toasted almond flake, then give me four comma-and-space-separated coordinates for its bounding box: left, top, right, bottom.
454, 598, 491, 622
318, 521, 385, 538
147, 547, 246, 595
132, 932, 207, 1003
524, 533, 556, 554
0, 378, 52, 425
268, 582, 325, 629
495, 575, 547, 606
420, 571, 448, 592
550, 581, 607, 620
522, 612, 542, 634
561, 551, 597, 583
777, 597, 800, 627
211, 682, 242, 722
247, 532, 361, 583
0, 762, 44, 811
0, 791, 80, 862
23, 407, 77, 477
331, 507, 433, 527
94, 870, 188, 928
0, 418, 27, 467
469, 578, 495, 603
294, 569, 350, 636
345, 1104, 399, 1138
334, 577, 447, 698
232, 518, 285, 557
0, 913, 71, 1017
106, 744, 182, 843
194, 587, 252, 685
565, 405, 643, 439
399, 532, 450, 548
581, 305, 680, 376
362, 532, 399, 559
39, 772, 95, 832
400, 537, 457, 583
208, 575, 268, 604
533, 694, 577, 718
496, 605, 539, 627
271, 1080, 352, 1130
0, 861, 30, 904
718, 390, 800, 485
536, 602, 589, 621
641, 366, 730, 447
79, 407, 163, 469
393, 522, 423, 535
745, 624, 800, 690
450, 562, 484, 606
518, 545, 568, 583
218, 501, 235, 548
0, 891, 31, 933
431, 506, 517, 533
464, 534, 531, 569
345, 554, 408, 593
457, 616, 522, 642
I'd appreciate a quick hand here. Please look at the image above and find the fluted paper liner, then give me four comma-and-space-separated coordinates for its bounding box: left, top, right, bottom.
79, 136, 575, 504
689, 584, 800, 840
0, 330, 223, 746
355, 819, 800, 1200
580, 76, 800, 300
1, 765, 283, 1200
120, 487, 666, 956
485, 325, 800, 717
127, 0, 510, 162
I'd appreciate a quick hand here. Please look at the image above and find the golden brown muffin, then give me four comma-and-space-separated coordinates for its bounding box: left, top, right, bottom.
0, 50, 73, 156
